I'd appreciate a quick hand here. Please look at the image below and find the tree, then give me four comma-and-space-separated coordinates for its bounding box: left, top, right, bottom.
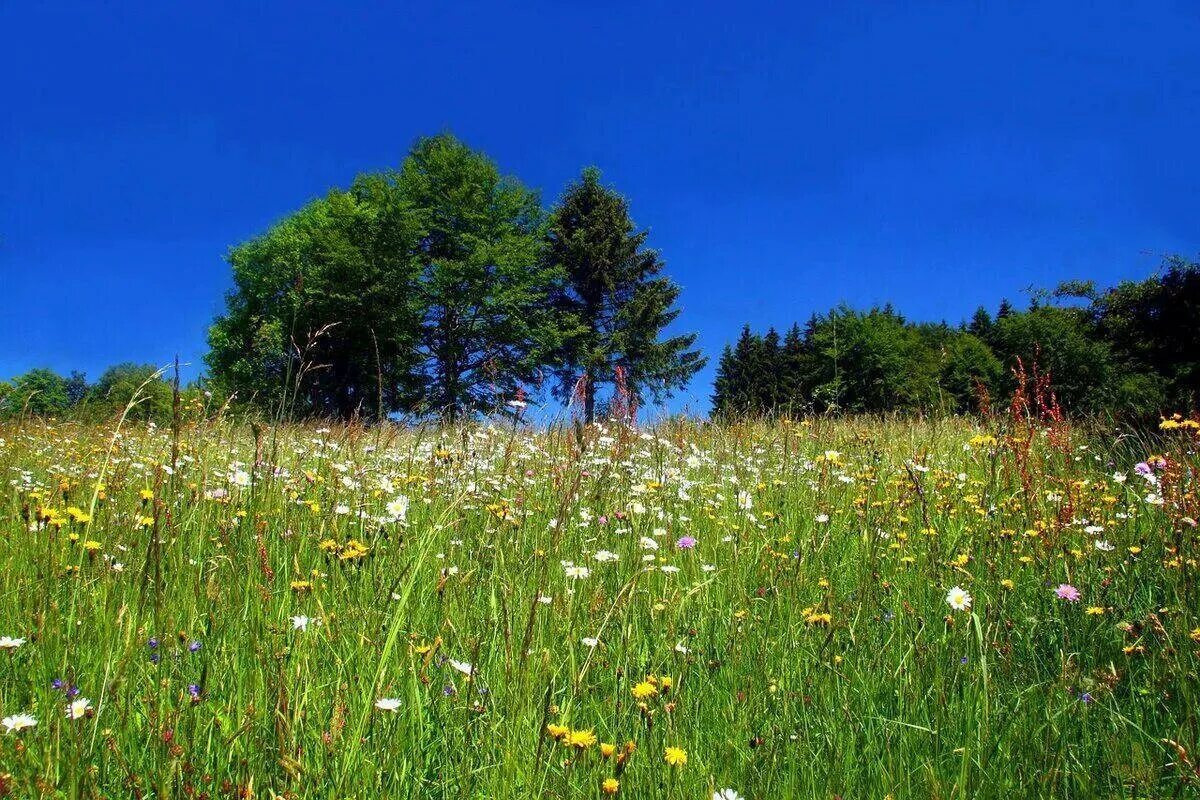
1095, 256, 1200, 413
206, 180, 422, 419
65, 371, 89, 407
88, 363, 173, 421
397, 134, 564, 420
5, 369, 70, 416
990, 306, 1116, 412
546, 167, 705, 422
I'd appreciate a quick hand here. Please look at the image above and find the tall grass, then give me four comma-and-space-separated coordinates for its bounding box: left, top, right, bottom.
0, 413, 1197, 798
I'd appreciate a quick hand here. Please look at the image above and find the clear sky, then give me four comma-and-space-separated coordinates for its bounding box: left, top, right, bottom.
2, 1, 1198, 415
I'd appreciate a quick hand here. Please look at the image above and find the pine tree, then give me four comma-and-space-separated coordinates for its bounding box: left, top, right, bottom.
760, 327, 783, 413
778, 323, 807, 413
546, 167, 705, 422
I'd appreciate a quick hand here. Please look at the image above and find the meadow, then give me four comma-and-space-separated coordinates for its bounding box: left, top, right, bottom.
0, 408, 1198, 799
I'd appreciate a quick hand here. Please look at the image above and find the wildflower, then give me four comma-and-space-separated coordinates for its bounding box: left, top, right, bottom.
676, 536, 697, 549
1054, 584, 1081, 602
714, 791, 745, 800
1085, 606, 1106, 615
565, 565, 591, 579
602, 777, 620, 794
0, 637, 25, 651
291, 615, 314, 631
2, 714, 36, 734
594, 550, 619, 563
600, 742, 616, 757
65, 698, 92, 720
1094, 540, 1115, 552
567, 728, 597, 748
375, 698, 401, 712
632, 681, 658, 700
448, 659, 473, 676
385, 496, 410, 521
945, 586, 972, 612
663, 746, 688, 767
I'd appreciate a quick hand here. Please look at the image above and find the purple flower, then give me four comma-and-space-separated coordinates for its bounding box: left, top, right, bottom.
147, 638, 159, 649
188, 641, 202, 653
1054, 584, 1081, 602
1079, 691, 1093, 704
1134, 462, 1152, 476
676, 536, 697, 550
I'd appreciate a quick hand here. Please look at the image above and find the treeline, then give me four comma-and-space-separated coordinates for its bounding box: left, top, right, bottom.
712, 256, 1200, 418
0, 363, 205, 422
205, 133, 704, 422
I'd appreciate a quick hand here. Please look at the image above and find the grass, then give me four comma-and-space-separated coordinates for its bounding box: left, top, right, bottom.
0, 411, 1198, 799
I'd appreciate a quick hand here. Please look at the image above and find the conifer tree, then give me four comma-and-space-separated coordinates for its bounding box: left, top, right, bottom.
545, 167, 705, 422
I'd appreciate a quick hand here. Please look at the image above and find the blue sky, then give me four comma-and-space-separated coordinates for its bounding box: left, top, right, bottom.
2, 1, 1198, 415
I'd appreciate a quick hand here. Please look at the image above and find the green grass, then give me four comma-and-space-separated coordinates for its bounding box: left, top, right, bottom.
0, 413, 1198, 799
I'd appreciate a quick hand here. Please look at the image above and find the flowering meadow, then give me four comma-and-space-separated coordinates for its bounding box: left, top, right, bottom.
1, 412, 1199, 799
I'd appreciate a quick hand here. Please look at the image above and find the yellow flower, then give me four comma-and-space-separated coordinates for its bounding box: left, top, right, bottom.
139, 489, 154, 501
659, 676, 673, 691
632, 681, 658, 700
602, 778, 620, 794
663, 746, 687, 767
546, 723, 569, 740
600, 742, 616, 758
1085, 606, 1105, 615
567, 729, 597, 749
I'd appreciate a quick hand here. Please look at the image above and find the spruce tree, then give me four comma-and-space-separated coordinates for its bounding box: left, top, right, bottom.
545, 167, 705, 422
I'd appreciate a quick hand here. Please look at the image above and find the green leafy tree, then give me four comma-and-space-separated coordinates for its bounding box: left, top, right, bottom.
990, 305, 1116, 412
207, 173, 423, 418
1094, 256, 1200, 413
396, 134, 563, 420
87, 363, 173, 421
545, 167, 705, 422
5, 368, 70, 416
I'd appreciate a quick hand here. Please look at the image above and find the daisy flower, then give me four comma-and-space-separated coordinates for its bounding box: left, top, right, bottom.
945, 586, 972, 612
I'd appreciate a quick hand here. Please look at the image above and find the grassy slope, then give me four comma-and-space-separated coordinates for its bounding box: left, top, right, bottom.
0, 414, 1197, 799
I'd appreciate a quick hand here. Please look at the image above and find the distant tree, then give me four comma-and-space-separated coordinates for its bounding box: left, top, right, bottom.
65, 371, 89, 407
967, 306, 994, 342
5, 369, 70, 416
778, 323, 808, 413
936, 331, 1003, 412
990, 306, 1115, 412
88, 363, 173, 421
1094, 256, 1199, 413
753, 327, 782, 412
545, 167, 705, 422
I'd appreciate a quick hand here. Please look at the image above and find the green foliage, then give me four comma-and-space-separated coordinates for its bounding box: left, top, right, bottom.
546, 167, 705, 422
3, 368, 71, 417
85, 363, 174, 421
989, 305, 1115, 412
398, 134, 563, 419
714, 256, 1200, 419
206, 177, 423, 419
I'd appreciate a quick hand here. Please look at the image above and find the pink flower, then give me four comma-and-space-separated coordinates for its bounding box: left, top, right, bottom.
676, 536, 697, 550
1054, 584, 1081, 602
